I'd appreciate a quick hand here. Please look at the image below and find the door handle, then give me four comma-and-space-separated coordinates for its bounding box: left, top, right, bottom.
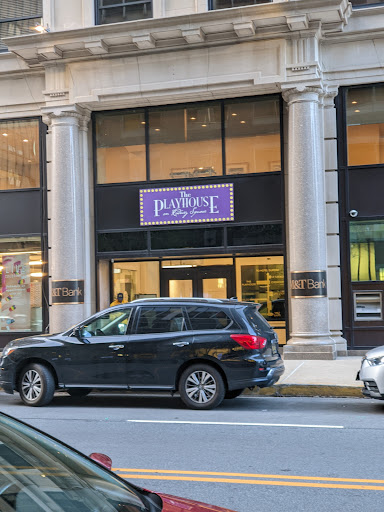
108, 345, 124, 350
173, 341, 190, 347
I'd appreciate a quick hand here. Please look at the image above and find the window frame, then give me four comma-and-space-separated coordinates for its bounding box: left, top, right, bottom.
0, 2, 43, 52
350, 0, 384, 8
208, 0, 273, 10
95, 0, 153, 25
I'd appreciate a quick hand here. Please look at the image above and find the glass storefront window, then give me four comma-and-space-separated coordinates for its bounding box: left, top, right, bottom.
0, 236, 43, 332
112, 261, 160, 302
0, 119, 40, 190
96, 111, 146, 184
149, 104, 222, 181
236, 256, 286, 343
350, 221, 384, 281
347, 86, 384, 166
225, 98, 281, 175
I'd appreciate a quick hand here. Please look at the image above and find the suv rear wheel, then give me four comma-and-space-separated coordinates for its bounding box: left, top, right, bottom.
179, 364, 225, 410
19, 363, 55, 407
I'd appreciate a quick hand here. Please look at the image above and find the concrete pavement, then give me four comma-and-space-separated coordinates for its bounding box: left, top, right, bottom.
253, 355, 365, 398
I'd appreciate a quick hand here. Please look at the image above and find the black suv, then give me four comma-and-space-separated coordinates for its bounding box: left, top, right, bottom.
0, 298, 284, 410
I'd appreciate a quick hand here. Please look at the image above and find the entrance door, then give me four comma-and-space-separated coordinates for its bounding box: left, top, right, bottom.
161, 266, 235, 299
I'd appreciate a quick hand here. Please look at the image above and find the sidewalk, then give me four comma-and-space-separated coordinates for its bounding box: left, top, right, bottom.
250, 356, 364, 398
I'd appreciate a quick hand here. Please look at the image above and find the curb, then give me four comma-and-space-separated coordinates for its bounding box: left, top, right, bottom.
243, 384, 363, 398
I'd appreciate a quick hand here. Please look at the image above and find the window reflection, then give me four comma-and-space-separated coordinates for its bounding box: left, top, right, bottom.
0, 120, 40, 190
149, 105, 222, 181
0, 236, 43, 332
347, 86, 384, 166
113, 261, 160, 302
350, 221, 384, 281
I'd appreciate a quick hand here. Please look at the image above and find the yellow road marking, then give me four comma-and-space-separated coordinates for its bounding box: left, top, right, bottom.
115, 474, 384, 491
112, 468, 384, 485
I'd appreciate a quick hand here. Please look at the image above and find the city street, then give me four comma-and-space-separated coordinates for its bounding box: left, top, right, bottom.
0, 392, 383, 512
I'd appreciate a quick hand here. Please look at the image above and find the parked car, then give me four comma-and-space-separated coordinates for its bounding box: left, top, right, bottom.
357, 345, 384, 400
0, 411, 235, 511
0, 298, 284, 410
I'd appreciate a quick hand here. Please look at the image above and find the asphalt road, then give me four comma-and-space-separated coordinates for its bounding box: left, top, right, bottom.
0, 391, 383, 512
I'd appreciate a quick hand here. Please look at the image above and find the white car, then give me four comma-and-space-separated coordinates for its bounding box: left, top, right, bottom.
358, 346, 384, 400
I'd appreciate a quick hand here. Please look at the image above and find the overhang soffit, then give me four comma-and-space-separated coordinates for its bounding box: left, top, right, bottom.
3, 0, 351, 67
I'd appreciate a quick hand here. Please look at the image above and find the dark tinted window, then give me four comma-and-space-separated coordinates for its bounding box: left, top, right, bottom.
136, 307, 186, 334
227, 224, 282, 246
187, 306, 232, 330
151, 228, 223, 250
98, 232, 147, 252
210, 0, 272, 9
351, 0, 384, 6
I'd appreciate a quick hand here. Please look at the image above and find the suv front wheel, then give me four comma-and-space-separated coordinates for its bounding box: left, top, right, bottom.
18, 363, 55, 407
179, 364, 225, 410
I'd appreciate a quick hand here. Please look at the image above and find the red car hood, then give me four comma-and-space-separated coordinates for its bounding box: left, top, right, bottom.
157, 492, 236, 512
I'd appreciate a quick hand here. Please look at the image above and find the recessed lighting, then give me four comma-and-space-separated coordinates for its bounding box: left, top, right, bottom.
190, 117, 196, 120
351, 101, 357, 104
198, 167, 204, 170
240, 121, 246, 124
31, 272, 43, 277
23, 139, 29, 142
155, 128, 160, 131
354, 109, 360, 113
141, 121, 146, 125
2, 133, 8, 137
231, 113, 237, 117
201, 124, 207, 127
27, 160, 32, 163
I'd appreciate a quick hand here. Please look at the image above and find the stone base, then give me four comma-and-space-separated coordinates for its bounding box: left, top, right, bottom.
283, 343, 337, 360
331, 333, 348, 357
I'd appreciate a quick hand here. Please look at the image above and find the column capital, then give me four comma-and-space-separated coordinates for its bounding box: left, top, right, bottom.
42, 105, 90, 128
281, 84, 324, 105
322, 84, 339, 108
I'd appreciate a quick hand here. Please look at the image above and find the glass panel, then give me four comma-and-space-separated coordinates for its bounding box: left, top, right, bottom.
225, 98, 281, 175
210, 0, 272, 9
350, 220, 384, 281
203, 278, 227, 299
227, 224, 283, 246
151, 227, 223, 250
0, 236, 42, 333
96, 111, 146, 184
235, 256, 285, 342
186, 306, 232, 330
112, 261, 160, 301
136, 306, 186, 333
347, 86, 384, 166
98, 0, 152, 24
149, 104, 222, 181
169, 279, 193, 298
98, 232, 147, 252
0, 119, 40, 190
0, 414, 146, 511
81, 308, 133, 337
162, 258, 233, 268
351, 0, 384, 6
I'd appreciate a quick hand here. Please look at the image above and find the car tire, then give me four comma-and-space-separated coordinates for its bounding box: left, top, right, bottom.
18, 363, 55, 407
67, 388, 92, 398
179, 364, 225, 410
224, 388, 245, 399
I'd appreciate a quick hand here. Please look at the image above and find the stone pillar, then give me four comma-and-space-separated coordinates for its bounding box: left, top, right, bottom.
282, 85, 337, 360
44, 106, 92, 333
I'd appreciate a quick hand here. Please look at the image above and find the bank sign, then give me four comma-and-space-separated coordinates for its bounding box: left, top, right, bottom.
140, 183, 234, 226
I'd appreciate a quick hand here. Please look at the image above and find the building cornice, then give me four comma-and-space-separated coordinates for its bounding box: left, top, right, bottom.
3, 0, 351, 67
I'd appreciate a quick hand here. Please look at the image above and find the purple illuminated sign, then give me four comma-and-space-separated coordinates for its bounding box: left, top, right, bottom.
140, 183, 234, 226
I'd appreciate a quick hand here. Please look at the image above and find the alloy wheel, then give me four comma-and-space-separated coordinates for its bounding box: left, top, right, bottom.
21, 370, 42, 402
185, 370, 217, 404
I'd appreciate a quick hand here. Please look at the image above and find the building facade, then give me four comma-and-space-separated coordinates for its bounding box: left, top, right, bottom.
0, 0, 384, 358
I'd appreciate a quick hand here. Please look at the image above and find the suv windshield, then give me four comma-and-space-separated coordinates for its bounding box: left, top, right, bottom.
0, 414, 146, 511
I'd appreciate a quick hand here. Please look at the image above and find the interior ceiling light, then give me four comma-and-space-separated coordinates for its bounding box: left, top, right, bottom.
2, 133, 8, 137
240, 121, 246, 124
231, 113, 237, 116
141, 121, 146, 125
31, 272, 43, 277
352, 101, 357, 104
355, 109, 360, 113
190, 117, 196, 120
23, 139, 29, 142
202, 124, 207, 127
155, 128, 160, 131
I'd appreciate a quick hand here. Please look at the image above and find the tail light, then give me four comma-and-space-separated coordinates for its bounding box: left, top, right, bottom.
230, 334, 267, 350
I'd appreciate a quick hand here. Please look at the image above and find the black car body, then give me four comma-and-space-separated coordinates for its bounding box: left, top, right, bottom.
0, 298, 284, 409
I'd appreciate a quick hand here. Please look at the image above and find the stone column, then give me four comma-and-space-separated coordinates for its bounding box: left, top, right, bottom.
44, 106, 91, 333
282, 85, 336, 360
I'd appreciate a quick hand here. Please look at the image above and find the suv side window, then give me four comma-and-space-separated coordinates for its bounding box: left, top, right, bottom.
186, 306, 232, 330
81, 308, 133, 337
136, 307, 186, 334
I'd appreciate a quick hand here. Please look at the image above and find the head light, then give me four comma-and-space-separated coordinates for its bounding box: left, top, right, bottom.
367, 355, 384, 366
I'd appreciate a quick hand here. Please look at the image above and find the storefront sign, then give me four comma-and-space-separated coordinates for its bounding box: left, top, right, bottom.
140, 184, 234, 226
1, 254, 31, 331
51, 280, 84, 305
290, 271, 327, 298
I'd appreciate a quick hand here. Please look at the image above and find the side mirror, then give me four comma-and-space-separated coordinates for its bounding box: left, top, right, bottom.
73, 327, 82, 339
89, 453, 112, 470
